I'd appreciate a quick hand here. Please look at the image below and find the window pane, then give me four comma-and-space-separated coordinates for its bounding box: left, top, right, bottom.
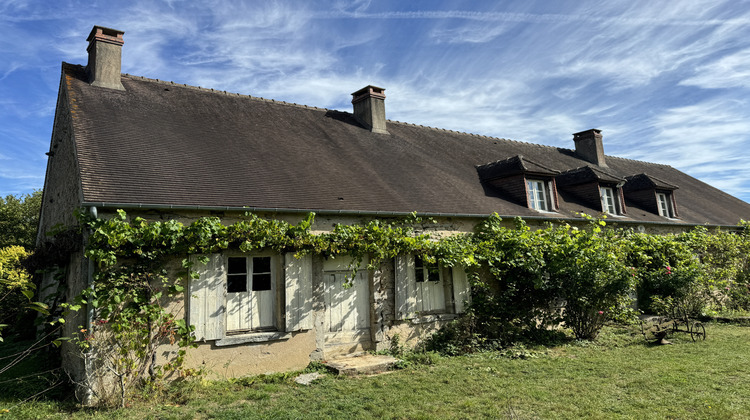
527, 180, 536, 207
427, 267, 440, 282
537, 187, 548, 211
252, 273, 272, 291
415, 256, 425, 282
253, 256, 271, 273
228, 257, 246, 274
227, 274, 247, 293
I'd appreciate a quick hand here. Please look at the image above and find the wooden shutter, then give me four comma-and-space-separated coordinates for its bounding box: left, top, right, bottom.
395, 254, 417, 320
188, 254, 226, 341
285, 253, 313, 331
451, 266, 471, 314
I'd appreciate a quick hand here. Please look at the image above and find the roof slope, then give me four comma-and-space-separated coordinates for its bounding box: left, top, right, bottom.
62, 63, 750, 225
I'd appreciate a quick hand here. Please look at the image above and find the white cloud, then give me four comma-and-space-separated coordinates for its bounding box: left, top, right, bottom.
680, 48, 750, 89
428, 23, 510, 44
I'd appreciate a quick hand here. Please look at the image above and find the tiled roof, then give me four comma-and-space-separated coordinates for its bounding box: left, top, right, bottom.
62, 63, 750, 225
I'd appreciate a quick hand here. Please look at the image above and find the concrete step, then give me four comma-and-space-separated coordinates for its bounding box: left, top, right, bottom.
324, 354, 400, 376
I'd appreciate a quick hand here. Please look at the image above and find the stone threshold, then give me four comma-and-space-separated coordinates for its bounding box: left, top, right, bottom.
324, 353, 400, 376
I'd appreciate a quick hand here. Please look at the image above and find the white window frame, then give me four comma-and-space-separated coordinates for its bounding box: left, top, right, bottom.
188, 252, 313, 345
527, 179, 552, 212
600, 186, 617, 215
225, 254, 278, 333
656, 192, 674, 218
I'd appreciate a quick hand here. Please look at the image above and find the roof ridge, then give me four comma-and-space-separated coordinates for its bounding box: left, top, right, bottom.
386, 119, 560, 149
606, 154, 673, 168
586, 165, 625, 179
475, 154, 523, 169
643, 172, 680, 189
120, 71, 332, 113
518, 155, 561, 174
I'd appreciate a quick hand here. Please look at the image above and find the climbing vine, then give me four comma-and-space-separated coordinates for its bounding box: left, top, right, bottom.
48, 209, 750, 405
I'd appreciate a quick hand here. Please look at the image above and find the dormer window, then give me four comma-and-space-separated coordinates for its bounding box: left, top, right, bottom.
527, 179, 552, 211
476, 155, 560, 213
656, 192, 675, 218
623, 174, 679, 219
556, 166, 626, 216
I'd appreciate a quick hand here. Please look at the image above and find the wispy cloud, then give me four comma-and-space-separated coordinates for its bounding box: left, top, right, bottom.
1, 0, 750, 203
680, 48, 750, 89
618, 97, 750, 196
313, 7, 750, 27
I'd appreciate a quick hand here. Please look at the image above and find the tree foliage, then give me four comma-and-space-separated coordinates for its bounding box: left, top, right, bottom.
0, 190, 42, 249
0, 246, 49, 341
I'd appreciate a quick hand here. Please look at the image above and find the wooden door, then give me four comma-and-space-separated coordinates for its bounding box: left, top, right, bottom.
324, 270, 369, 332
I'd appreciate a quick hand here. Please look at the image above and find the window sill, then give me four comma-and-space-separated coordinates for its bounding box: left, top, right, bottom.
605, 213, 626, 218
530, 208, 557, 214
409, 313, 457, 324
215, 331, 291, 347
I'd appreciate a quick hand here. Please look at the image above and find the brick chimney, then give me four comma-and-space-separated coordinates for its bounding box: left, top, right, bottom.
573, 129, 607, 167
86, 26, 125, 90
351, 85, 388, 134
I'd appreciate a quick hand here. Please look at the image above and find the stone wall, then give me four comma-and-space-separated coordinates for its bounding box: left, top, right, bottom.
37, 70, 83, 245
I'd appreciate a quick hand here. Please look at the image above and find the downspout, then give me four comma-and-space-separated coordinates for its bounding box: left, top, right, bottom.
84, 205, 97, 405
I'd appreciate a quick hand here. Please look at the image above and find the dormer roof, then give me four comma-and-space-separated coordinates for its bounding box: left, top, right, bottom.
624, 173, 679, 191
556, 166, 626, 186
476, 155, 559, 181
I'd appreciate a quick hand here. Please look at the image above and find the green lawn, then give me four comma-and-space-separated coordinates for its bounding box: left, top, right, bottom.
2, 323, 749, 419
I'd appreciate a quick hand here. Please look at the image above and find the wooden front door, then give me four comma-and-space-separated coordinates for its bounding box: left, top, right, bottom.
324, 270, 370, 333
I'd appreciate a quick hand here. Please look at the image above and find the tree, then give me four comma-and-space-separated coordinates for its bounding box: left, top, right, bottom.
0, 190, 42, 249
0, 190, 44, 340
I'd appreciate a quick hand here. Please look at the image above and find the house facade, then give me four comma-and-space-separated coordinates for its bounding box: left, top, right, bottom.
38, 26, 750, 395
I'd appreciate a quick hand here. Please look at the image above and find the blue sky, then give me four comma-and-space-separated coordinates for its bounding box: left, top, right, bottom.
2, 0, 750, 204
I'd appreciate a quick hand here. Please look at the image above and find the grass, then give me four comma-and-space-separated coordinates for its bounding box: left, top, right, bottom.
2, 323, 750, 419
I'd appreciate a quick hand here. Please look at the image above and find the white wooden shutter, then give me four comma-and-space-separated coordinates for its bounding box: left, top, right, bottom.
285, 253, 313, 331
451, 266, 471, 314
395, 254, 417, 320
188, 254, 226, 341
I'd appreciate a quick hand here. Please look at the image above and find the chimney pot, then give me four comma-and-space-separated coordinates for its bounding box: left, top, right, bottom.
351, 85, 388, 134
86, 25, 125, 90
573, 128, 607, 167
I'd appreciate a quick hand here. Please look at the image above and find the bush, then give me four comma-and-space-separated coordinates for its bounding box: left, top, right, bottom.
430, 215, 637, 349
470, 217, 566, 344
550, 219, 636, 340
625, 233, 702, 313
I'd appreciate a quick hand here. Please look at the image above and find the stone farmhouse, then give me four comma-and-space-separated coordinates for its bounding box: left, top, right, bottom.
38, 26, 750, 391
